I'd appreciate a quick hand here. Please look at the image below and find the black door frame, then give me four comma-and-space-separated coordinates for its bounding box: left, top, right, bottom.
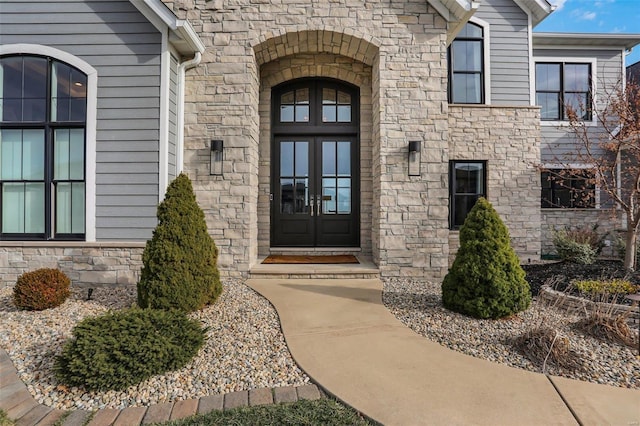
270, 78, 360, 248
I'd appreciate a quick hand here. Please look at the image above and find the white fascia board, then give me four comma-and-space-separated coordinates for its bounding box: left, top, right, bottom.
130, 0, 204, 55
445, 1, 481, 45
514, 0, 553, 27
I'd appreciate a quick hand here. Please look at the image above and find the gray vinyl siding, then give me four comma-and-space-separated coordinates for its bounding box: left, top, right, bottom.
475, 0, 531, 105
534, 48, 623, 163
168, 53, 179, 181
0, 0, 162, 241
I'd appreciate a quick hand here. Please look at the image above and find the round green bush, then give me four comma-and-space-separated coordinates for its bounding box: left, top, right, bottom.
442, 198, 531, 319
55, 308, 205, 391
138, 173, 222, 312
13, 268, 70, 311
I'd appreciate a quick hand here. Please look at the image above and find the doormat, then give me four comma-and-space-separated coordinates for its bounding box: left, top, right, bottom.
262, 255, 359, 264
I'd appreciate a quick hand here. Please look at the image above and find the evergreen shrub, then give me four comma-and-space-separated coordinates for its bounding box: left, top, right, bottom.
55, 308, 205, 391
13, 268, 70, 311
552, 226, 604, 265
137, 173, 221, 312
442, 198, 531, 319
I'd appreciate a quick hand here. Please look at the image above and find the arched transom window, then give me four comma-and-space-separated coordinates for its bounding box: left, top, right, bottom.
0, 55, 87, 240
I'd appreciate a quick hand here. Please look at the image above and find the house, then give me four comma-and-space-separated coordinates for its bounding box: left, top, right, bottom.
1, 0, 639, 286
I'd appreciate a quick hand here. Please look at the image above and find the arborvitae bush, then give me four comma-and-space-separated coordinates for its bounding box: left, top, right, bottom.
137, 173, 221, 312
55, 308, 205, 391
442, 198, 531, 319
13, 268, 70, 311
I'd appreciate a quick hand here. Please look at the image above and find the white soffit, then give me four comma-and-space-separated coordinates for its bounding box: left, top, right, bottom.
130, 0, 205, 55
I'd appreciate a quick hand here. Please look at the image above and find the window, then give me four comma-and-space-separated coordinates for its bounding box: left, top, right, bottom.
541, 169, 595, 208
0, 55, 87, 240
450, 161, 486, 229
536, 62, 592, 121
448, 23, 484, 104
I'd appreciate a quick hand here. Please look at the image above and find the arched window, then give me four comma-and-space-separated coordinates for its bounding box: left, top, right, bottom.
0, 55, 87, 240
448, 22, 485, 104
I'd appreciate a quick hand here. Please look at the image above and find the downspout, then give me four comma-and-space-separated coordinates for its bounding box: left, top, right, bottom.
176, 51, 202, 174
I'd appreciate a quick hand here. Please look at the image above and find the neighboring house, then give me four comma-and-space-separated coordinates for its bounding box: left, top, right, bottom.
1, 0, 639, 285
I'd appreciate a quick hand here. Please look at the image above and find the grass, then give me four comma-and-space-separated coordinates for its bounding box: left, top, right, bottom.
0, 409, 15, 426
156, 398, 374, 426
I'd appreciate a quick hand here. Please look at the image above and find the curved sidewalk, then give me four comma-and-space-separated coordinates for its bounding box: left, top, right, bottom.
247, 278, 640, 426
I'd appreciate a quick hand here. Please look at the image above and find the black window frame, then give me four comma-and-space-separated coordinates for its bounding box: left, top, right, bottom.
449, 160, 487, 229
536, 62, 592, 121
0, 54, 87, 241
448, 22, 485, 105
541, 169, 596, 209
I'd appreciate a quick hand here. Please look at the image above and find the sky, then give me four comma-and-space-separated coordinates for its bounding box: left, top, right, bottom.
534, 0, 640, 67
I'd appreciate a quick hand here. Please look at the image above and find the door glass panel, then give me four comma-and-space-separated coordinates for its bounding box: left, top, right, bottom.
322, 89, 336, 122
322, 142, 336, 175
337, 106, 351, 122
295, 88, 309, 122
280, 105, 294, 122
322, 178, 336, 215
337, 91, 351, 122
294, 141, 308, 177
322, 105, 336, 122
294, 178, 309, 214
280, 142, 294, 176
337, 187, 351, 214
337, 142, 350, 176
280, 178, 294, 214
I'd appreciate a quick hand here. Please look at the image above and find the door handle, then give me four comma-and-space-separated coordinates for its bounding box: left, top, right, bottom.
309, 195, 314, 216
316, 195, 321, 216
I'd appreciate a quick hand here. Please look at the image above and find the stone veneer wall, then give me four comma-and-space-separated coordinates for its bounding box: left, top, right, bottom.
0, 243, 144, 288
166, 0, 451, 279
448, 105, 542, 265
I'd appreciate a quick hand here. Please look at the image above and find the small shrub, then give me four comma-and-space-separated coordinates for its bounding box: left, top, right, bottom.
442, 198, 531, 319
574, 279, 637, 296
514, 326, 584, 371
55, 308, 205, 391
13, 268, 70, 311
552, 225, 604, 265
138, 173, 222, 312
576, 312, 637, 348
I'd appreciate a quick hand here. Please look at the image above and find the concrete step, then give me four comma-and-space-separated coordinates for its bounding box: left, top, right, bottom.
249, 258, 380, 279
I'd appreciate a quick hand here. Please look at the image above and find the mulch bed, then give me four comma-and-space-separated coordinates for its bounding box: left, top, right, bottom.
522, 260, 640, 297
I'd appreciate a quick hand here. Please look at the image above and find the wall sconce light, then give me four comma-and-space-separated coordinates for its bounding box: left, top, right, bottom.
408, 141, 421, 176
210, 139, 223, 175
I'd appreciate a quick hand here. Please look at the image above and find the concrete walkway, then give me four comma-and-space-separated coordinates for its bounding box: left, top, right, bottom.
247, 278, 640, 426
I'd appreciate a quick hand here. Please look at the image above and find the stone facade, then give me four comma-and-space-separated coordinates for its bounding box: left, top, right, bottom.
0, 243, 144, 288
170, 0, 452, 279
448, 105, 542, 264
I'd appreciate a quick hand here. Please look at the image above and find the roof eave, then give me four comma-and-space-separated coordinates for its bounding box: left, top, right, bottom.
130, 0, 205, 56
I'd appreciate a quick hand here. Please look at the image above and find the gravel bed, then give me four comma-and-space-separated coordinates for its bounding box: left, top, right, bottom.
383, 278, 639, 389
0, 279, 309, 410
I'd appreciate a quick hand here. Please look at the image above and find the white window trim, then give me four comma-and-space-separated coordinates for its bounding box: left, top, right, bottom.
0, 44, 97, 241
158, 32, 170, 201
468, 17, 491, 105
540, 163, 600, 208
533, 56, 598, 127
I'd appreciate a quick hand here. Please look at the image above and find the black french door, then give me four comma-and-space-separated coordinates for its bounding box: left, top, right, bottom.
272, 136, 359, 247
270, 79, 360, 247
